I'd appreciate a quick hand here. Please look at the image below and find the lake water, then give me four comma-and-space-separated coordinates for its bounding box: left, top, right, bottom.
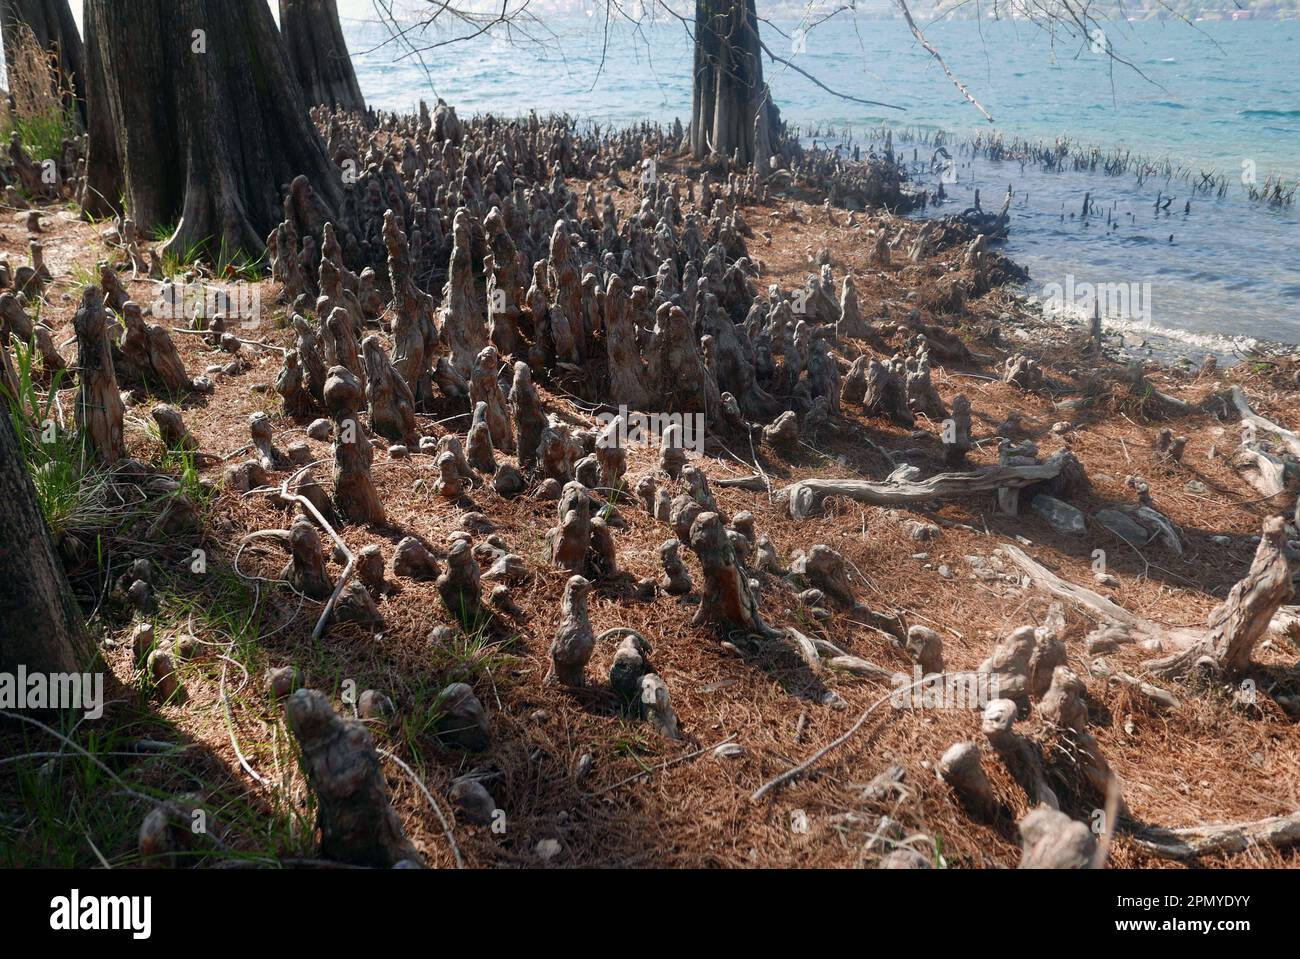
343, 14, 1300, 358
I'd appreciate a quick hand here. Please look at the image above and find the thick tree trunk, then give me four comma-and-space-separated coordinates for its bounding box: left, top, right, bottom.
83, 0, 345, 263
0, 409, 89, 675
0, 0, 85, 127
78, 0, 119, 220
278, 0, 365, 114
690, 0, 777, 167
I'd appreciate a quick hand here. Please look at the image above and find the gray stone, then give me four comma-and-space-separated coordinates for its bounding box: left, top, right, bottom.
437, 683, 490, 751
1095, 508, 1152, 544
449, 779, 496, 826
1031, 495, 1086, 536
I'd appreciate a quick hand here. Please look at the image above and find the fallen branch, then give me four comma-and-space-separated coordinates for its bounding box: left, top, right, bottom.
1088, 658, 1180, 710
1132, 812, 1300, 861
715, 474, 769, 492
376, 747, 462, 869
751, 671, 942, 802
1231, 386, 1300, 459
777, 451, 1073, 520
594, 734, 737, 795
1232, 444, 1292, 499
1005, 517, 1292, 681
1001, 544, 1151, 631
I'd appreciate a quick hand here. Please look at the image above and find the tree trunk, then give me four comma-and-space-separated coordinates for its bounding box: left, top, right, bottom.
82, 0, 345, 263
278, 0, 365, 114
690, 0, 777, 167
0, 409, 89, 675
0, 0, 85, 127
77, 0, 119, 220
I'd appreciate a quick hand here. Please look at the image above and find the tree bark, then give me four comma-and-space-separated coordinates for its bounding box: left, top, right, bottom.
0, 409, 89, 675
690, 0, 777, 166
278, 0, 365, 114
0, 0, 85, 127
78, 0, 119, 219
83, 0, 345, 263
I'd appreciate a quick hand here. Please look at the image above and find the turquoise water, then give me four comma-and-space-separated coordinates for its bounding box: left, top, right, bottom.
344, 15, 1300, 354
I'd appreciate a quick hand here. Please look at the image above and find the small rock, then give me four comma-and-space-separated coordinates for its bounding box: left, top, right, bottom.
388, 444, 409, 459
306, 418, 333, 441
535, 838, 561, 862
907, 521, 939, 542
449, 779, 497, 826
483, 553, 528, 584
437, 683, 490, 751
937, 564, 953, 580
457, 511, 494, 534
285, 441, 312, 466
